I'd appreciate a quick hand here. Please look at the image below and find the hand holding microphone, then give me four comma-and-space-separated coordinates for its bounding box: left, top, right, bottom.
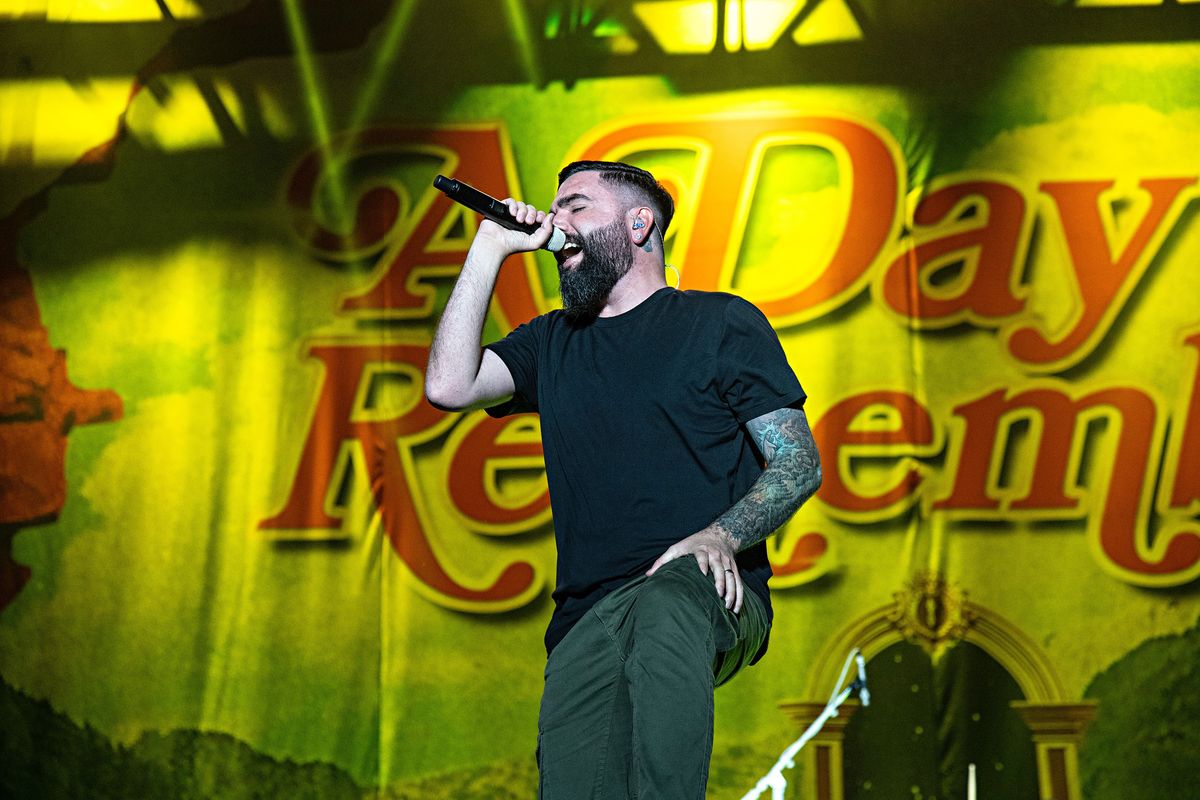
434, 175, 566, 253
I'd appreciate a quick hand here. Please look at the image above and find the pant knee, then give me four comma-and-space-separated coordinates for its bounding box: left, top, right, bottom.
637, 561, 711, 619
628, 561, 720, 659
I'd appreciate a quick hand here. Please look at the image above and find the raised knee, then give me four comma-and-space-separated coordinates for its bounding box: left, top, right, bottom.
635, 560, 713, 628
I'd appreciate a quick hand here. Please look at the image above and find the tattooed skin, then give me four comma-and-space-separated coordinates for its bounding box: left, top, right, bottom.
713, 406, 822, 552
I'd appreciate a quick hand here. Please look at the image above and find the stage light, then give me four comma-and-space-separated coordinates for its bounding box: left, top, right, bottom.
0, 0, 204, 21
0, 78, 134, 167
747, 0, 802, 49
633, 0, 718, 54
631, 0, 862, 54
791, 0, 862, 46
137, 76, 295, 152
339, 0, 420, 153
503, 0, 544, 87
725, 0, 743, 51
633, 0, 801, 54
281, 0, 347, 224
543, 2, 639, 53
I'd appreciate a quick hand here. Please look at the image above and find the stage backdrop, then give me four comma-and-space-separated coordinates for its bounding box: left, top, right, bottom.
3, 1, 1199, 798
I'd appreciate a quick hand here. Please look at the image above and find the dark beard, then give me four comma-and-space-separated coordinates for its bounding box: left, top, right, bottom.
557, 218, 634, 322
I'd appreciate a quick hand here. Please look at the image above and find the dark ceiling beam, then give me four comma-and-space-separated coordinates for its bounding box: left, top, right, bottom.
0, 2, 1196, 83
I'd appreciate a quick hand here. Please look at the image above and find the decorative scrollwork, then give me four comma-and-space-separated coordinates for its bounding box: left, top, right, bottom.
885, 570, 976, 657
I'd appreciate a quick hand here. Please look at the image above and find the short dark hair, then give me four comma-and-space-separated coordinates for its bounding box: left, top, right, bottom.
557, 160, 675, 234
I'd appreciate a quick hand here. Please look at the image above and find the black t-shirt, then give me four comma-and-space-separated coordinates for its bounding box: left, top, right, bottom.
485, 287, 806, 657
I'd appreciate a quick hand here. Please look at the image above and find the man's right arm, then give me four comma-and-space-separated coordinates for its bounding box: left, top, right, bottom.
424, 201, 554, 411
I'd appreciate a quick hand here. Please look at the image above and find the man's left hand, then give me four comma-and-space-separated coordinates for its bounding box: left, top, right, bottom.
646, 529, 743, 614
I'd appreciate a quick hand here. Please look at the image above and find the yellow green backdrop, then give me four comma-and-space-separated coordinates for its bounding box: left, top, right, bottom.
2, 1, 1199, 798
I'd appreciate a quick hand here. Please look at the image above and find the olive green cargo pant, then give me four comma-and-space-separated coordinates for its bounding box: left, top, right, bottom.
537, 557, 770, 799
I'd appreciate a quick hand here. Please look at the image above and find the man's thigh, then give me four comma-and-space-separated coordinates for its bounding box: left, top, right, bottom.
597, 557, 768, 680
538, 608, 627, 798
537, 560, 771, 796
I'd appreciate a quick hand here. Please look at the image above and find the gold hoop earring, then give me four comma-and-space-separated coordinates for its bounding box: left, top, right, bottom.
665, 264, 681, 288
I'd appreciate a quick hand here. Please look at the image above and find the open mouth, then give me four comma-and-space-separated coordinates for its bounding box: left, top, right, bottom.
558, 241, 584, 269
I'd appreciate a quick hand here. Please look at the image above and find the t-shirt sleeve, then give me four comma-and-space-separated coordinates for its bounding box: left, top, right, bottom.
483, 317, 541, 417
717, 297, 806, 424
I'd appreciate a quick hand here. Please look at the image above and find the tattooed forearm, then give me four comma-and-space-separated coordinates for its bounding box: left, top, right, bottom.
712, 406, 822, 552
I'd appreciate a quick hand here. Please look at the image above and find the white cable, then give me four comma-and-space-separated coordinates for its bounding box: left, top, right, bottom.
827, 647, 857, 706
854, 651, 870, 707
739, 649, 869, 800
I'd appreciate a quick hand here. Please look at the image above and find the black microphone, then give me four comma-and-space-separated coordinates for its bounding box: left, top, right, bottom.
433, 174, 566, 252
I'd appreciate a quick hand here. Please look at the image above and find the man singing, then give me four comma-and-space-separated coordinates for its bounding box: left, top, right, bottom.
425, 160, 822, 799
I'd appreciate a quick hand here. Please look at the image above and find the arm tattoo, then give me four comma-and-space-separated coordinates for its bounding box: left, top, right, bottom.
713, 406, 822, 552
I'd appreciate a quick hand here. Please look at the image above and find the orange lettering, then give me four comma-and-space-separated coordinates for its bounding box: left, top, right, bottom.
1167, 333, 1200, 510
445, 412, 551, 530
1004, 178, 1196, 370
569, 112, 901, 324
936, 383, 1200, 584
812, 391, 937, 519
259, 342, 540, 609
937, 390, 1076, 512
767, 531, 830, 586
286, 126, 548, 329
879, 178, 1029, 326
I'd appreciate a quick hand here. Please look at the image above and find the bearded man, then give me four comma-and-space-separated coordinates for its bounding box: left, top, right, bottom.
425, 160, 822, 799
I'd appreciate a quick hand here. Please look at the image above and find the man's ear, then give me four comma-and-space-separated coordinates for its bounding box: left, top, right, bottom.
630, 208, 653, 245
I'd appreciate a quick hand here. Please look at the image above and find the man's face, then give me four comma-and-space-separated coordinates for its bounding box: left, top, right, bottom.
551, 172, 635, 320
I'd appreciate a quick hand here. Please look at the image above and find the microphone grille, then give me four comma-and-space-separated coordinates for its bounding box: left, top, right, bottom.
545, 228, 566, 253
